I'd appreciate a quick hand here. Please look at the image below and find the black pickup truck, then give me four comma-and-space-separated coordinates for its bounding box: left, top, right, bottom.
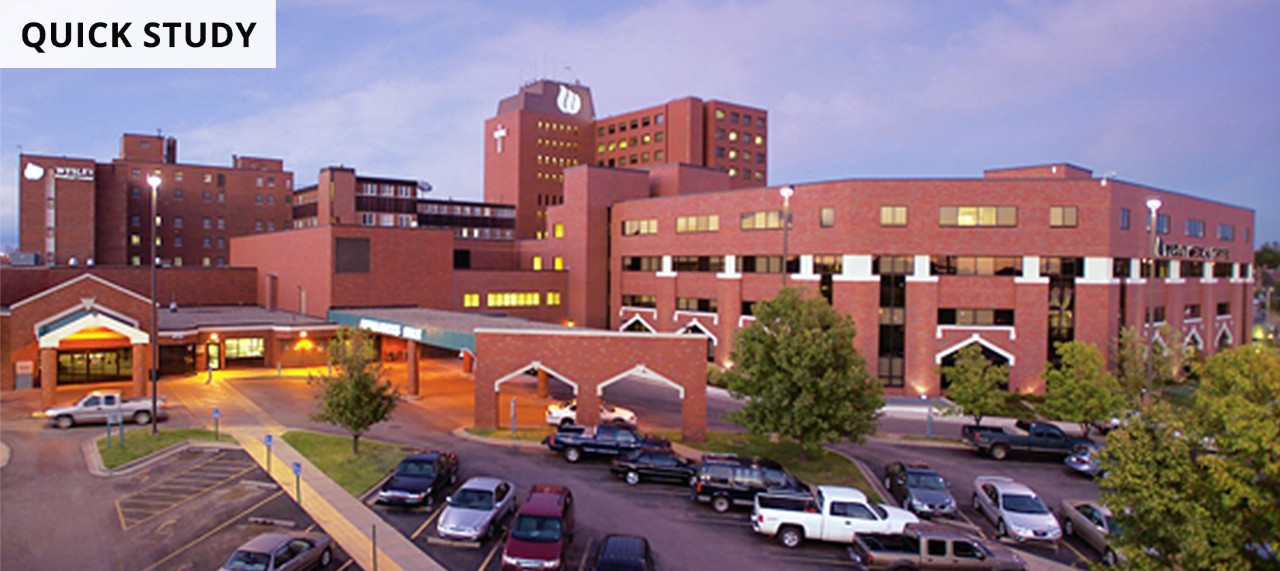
961, 419, 1096, 461
543, 424, 668, 463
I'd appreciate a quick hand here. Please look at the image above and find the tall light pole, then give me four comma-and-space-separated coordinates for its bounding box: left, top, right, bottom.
780, 185, 794, 288
1143, 197, 1162, 406
147, 173, 162, 434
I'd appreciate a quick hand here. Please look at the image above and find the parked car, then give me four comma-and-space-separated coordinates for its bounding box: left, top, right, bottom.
752, 485, 918, 548
545, 399, 637, 427
1064, 447, 1105, 478
961, 420, 1096, 461
44, 390, 167, 428
971, 476, 1061, 547
591, 534, 656, 571
848, 523, 1027, 571
610, 449, 696, 486
1059, 499, 1121, 565
220, 531, 332, 571
377, 451, 459, 507
502, 484, 575, 571
692, 454, 808, 513
543, 424, 668, 463
882, 461, 957, 517
437, 476, 516, 542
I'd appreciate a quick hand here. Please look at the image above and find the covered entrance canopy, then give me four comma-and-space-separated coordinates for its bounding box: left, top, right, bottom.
328, 308, 709, 441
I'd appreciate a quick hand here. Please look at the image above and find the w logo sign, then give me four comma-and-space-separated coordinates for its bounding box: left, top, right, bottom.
557, 85, 582, 115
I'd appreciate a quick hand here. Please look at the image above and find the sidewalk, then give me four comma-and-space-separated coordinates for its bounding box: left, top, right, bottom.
165, 373, 446, 571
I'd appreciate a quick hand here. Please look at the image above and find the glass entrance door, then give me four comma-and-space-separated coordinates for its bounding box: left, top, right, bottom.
206, 343, 222, 370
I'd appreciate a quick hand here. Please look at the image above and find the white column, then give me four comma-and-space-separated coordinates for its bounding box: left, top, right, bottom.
717, 255, 741, 279
1080, 256, 1113, 284
836, 255, 876, 282
657, 255, 676, 278
907, 255, 936, 282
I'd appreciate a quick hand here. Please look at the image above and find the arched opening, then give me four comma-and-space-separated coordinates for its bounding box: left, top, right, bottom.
492, 362, 582, 430
1216, 326, 1233, 350
620, 315, 656, 333
679, 321, 717, 363
936, 341, 1011, 391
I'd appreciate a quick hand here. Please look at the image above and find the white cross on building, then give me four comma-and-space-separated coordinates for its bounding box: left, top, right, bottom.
493, 125, 508, 153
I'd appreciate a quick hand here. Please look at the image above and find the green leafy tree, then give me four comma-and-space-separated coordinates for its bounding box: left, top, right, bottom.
723, 287, 882, 457
1256, 241, 1280, 269
1150, 324, 1186, 387
940, 344, 1009, 426
1039, 341, 1126, 436
1111, 326, 1148, 405
310, 327, 400, 454
1100, 346, 1280, 570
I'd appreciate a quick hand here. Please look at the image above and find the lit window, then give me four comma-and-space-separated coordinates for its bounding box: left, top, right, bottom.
174, 257, 183, 267
728, 149, 738, 159
1049, 206, 1078, 228
547, 292, 562, 306
820, 207, 835, 228
881, 206, 908, 227
554, 257, 564, 270
533, 256, 543, 271
463, 293, 480, 308
728, 131, 739, 142
715, 109, 725, 120
131, 234, 141, 246
553, 223, 564, 238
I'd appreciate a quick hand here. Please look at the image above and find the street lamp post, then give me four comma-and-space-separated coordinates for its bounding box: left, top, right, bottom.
147, 173, 162, 434
1143, 197, 1162, 406
780, 185, 794, 288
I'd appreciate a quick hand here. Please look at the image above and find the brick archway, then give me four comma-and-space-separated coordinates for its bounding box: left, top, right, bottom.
473, 329, 708, 441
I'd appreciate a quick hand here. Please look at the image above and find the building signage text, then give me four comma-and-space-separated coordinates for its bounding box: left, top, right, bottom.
357, 318, 424, 342
1157, 238, 1230, 261
54, 166, 95, 181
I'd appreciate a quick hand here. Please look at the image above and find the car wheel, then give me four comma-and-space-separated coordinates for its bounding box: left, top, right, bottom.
990, 444, 1009, 461
1063, 519, 1075, 537
778, 525, 803, 548
319, 546, 332, 568
712, 496, 731, 513
997, 520, 1008, 538
625, 471, 641, 486
133, 410, 152, 425
565, 447, 582, 463
55, 415, 74, 429
1105, 548, 1118, 566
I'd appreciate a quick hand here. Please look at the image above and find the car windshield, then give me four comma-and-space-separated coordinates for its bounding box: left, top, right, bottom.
907, 474, 946, 490
763, 468, 792, 488
223, 550, 270, 571
510, 515, 562, 543
452, 489, 494, 510
1003, 494, 1050, 514
396, 460, 435, 479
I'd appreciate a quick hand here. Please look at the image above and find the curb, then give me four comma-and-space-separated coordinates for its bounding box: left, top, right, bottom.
450, 427, 547, 449
85, 437, 242, 477
823, 445, 894, 505
868, 434, 970, 450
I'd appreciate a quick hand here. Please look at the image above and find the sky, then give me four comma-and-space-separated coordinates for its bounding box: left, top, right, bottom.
2, 0, 1278, 250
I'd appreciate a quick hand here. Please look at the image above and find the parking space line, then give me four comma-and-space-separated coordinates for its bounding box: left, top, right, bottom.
333, 560, 354, 571
410, 503, 446, 540
476, 537, 503, 571
576, 537, 595, 570
955, 510, 988, 539
768, 554, 855, 567
117, 464, 258, 530
1060, 540, 1092, 567
141, 490, 285, 571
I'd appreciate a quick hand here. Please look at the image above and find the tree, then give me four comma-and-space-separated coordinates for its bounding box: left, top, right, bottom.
1100, 346, 1280, 570
1038, 341, 1126, 436
1150, 324, 1186, 387
939, 344, 1009, 426
1111, 326, 1148, 404
1256, 241, 1280, 269
310, 327, 400, 454
723, 287, 882, 457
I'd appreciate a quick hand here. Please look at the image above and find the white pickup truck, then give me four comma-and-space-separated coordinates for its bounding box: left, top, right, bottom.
44, 390, 167, 429
752, 485, 919, 548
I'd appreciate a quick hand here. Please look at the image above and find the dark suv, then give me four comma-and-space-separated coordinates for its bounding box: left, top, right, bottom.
882, 461, 956, 517
691, 454, 807, 512
377, 451, 459, 507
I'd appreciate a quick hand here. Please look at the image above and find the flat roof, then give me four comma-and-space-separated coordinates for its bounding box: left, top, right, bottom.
160, 306, 333, 332
328, 307, 571, 352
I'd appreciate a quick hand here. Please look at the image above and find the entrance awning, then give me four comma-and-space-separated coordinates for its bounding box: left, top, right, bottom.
37, 310, 149, 348
328, 308, 570, 353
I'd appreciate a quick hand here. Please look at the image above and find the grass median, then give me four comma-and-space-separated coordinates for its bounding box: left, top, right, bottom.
465, 426, 554, 442
97, 427, 223, 469
281, 430, 410, 497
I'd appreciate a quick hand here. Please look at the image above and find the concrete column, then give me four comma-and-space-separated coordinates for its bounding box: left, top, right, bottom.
406, 341, 419, 397
536, 368, 549, 398
131, 343, 148, 397
40, 348, 57, 408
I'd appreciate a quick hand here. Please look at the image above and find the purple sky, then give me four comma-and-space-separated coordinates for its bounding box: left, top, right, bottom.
3, 0, 1277, 249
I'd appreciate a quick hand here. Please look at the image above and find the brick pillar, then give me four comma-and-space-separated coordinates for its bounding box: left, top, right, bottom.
536, 368, 549, 398
577, 384, 601, 427
681, 368, 708, 443
474, 360, 497, 430
131, 343, 148, 397
39, 348, 57, 408
462, 351, 474, 373
406, 341, 420, 397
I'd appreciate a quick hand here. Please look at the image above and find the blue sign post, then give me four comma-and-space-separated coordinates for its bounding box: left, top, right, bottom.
292, 461, 302, 502
212, 408, 221, 441
264, 434, 273, 473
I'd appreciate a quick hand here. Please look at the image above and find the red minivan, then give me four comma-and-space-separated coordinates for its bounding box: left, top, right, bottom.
501, 484, 575, 570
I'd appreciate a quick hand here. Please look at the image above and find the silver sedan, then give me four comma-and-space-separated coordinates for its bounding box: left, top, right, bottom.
1059, 499, 1120, 565
436, 476, 516, 542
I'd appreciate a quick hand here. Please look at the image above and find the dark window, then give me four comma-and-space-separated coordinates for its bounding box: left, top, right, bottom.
1120, 208, 1130, 230
622, 256, 661, 272
1182, 260, 1204, 278
621, 294, 657, 308
1184, 304, 1201, 319
1217, 302, 1230, 316
1113, 258, 1131, 279
1145, 306, 1167, 324
335, 237, 370, 273
740, 301, 757, 316
953, 541, 981, 559
1042, 257, 1084, 277
1213, 262, 1233, 278
928, 540, 948, 557
453, 249, 471, 269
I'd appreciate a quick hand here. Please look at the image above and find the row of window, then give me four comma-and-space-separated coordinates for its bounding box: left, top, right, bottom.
1120, 208, 1240, 242
622, 205, 1089, 235
462, 291, 562, 308
713, 129, 765, 146
358, 182, 421, 198
726, 167, 766, 181
598, 150, 666, 168
1145, 302, 1231, 324
713, 109, 765, 129
597, 131, 664, 153
419, 203, 514, 218
599, 113, 664, 136
132, 169, 291, 189
130, 255, 225, 267
536, 154, 580, 168
713, 147, 766, 163
531, 256, 564, 271
538, 138, 579, 151
540, 120, 580, 133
